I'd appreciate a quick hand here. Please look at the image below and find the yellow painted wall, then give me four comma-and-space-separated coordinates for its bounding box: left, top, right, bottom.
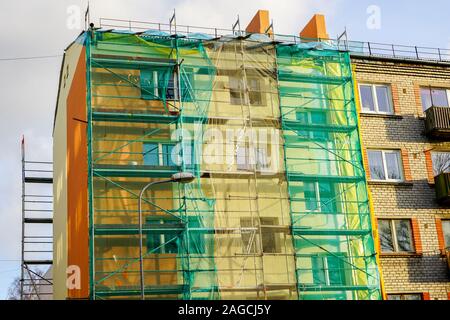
53, 40, 84, 300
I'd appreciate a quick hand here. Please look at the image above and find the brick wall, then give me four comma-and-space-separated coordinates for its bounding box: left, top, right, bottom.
353, 56, 450, 300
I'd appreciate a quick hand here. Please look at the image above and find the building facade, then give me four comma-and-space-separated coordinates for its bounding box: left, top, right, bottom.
353, 56, 450, 300
52, 9, 450, 300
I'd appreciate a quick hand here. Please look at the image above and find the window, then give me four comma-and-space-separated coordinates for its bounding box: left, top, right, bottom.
431, 151, 450, 176
240, 217, 280, 254
311, 254, 350, 287
378, 219, 415, 253
442, 220, 450, 249
296, 110, 328, 140
387, 294, 422, 300
143, 142, 177, 167
145, 216, 180, 254
229, 76, 263, 106
420, 87, 450, 112
367, 150, 403, 182
145, 216, 205, 254
140, 67, 188, 101
141, 68, 176, 100
236, 146, 269, 171
359, 84, 393, 114
248, 78, 262, 105
303, 182, 337, 213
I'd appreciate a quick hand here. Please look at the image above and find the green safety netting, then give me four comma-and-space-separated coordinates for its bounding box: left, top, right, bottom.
84, 28, 382, 300
276, 44, 381, 300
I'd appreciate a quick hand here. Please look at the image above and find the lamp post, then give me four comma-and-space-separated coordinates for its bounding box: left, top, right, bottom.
138, 172, 195, 300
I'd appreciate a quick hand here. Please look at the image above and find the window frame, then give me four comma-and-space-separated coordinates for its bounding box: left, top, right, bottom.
140, 67, 180, 101
378, 219, 415, 254
143, 141, 178, 167
311, 253, 351, 287
387, 293, 423, 300
431, 151, 450, 177
442, 219, 450, 249
420, 87, 450, 112
229, 76, 264, 106
240, 217, 281, 254
358, 83, 394, 115
367, 149, 404, 182
236, 146, 270, 172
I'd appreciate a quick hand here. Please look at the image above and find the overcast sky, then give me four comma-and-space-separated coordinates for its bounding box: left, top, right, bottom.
0, 0, 449, 299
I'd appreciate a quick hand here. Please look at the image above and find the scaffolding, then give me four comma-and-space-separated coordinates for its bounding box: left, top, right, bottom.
20, 138, 53, 300
82, 21, 382, 300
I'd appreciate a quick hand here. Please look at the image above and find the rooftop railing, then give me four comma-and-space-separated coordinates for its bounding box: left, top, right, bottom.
98, 18, 450, 63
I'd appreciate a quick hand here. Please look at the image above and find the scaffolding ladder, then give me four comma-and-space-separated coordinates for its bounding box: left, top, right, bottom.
20, 138, 53, 300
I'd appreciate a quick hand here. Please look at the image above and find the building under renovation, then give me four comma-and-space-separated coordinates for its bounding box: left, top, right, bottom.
52, 10, 400, 300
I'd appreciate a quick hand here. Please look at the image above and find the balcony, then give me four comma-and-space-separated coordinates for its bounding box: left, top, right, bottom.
425, 106, 450, 138
434, 172, 450, 204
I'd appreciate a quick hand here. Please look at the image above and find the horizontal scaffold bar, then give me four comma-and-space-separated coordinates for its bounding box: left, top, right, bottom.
278, 73, 352, 85
24, 177, 53, 184
287, 174, 364, 183
93, 165, 179, 178
292, 228, 371, 236
94, 285, 188, 297
297, 285, 376, 292
282, 120, 357, 133
23, 218, 53, 224
23, 260, 53, 265
92, 111, 210, 124
92, 111, 179, 123
94, 223, 186, 235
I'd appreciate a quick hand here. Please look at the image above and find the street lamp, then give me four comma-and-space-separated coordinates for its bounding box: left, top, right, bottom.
138, 172, 195, 300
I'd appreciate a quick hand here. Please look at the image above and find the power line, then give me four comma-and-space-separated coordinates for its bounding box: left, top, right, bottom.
0, 54, 63, 62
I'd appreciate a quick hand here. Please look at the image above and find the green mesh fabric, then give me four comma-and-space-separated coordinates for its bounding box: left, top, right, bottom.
276, 44, 382, 300
85, 29, 382, 300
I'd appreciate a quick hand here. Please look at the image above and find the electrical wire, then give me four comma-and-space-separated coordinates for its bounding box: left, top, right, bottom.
0, 54, 62, 62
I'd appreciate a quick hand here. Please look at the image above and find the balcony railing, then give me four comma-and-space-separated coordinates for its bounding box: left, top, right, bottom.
434, 172, 450, 204
425, 106, 450, 138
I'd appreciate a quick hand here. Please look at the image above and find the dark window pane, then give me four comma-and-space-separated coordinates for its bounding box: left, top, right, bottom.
327, 255, 347, 286
318, 182, 336, 213
360, 85, 375, 112
260, 218, 279, 253
394, 220, 414, 252
375, 86, 392, 113
140, 69, 159, 100
145, 217, 180, 254
311, 256, 327, 285
368, 151, 386, 180
248, 78, 262, 105
188, 217, 205, 254
143, 143, 159, 166
311, 111, 328, 140
296, 112, 310, 139
385, 152, 402, 180
162, 144, 175, 167
378, 220, 394, 252
431, 152, 450, 176
304, 182, 318, 211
